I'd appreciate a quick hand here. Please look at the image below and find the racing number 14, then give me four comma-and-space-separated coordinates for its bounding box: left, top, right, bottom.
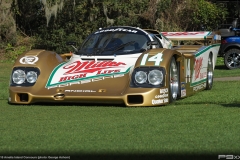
140, 53, 163, 66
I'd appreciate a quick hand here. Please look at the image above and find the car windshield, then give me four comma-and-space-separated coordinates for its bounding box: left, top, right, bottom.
79, 30, 151, 55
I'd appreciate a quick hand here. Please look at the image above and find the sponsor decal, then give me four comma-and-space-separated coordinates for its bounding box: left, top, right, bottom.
63, 61, 126, 75
181, 82, 186, 97
46, 60, 133, 88
155, 93, 168, 99
194, 57, 203, 80
140, 53, 163, 66
152, 88, 169, 105
160, 88, 168, 94
199, 72, 207, 79
162, 32, 206, 36
95, 28, 138, 34
193, 82, 206, 92
152, 98, 168, 105
185, 59, 191, 83
19, 56, 39, 64
47, 74, 124, 89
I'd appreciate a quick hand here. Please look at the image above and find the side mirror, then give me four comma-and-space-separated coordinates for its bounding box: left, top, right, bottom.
66, 41, 77, 52
66, 41, 76, 46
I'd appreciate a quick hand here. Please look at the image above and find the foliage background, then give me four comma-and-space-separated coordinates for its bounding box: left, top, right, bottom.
0, 0, 231, 61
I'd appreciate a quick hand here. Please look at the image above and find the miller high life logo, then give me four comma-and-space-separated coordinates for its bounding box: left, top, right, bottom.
59, 61, 126, 82
63, 61, 126, 74
194, 57, 203, 80
46, 60, 132, 88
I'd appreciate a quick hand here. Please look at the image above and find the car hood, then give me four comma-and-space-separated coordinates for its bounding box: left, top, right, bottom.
45, 53, 141, 95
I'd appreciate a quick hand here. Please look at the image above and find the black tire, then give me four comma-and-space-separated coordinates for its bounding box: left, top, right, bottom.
169, 57, 179, 103
224, 49, 240, 69
206, 54, 213, 90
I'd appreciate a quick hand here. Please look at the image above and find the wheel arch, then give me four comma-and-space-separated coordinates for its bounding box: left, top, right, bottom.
223, 44, 240, 54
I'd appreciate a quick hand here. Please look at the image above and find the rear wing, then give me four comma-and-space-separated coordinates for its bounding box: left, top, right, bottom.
161, 31, 221, 45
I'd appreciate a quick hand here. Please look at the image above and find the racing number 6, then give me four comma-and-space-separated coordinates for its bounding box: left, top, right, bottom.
140, 53, 163, 66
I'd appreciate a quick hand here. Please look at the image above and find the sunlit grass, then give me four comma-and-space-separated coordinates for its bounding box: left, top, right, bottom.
0, 61, 239, 156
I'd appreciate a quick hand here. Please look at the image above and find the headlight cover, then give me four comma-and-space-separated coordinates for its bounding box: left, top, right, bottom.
148, 70, 163, 85
11, 67, 40, 86
130, 67, 165, 88
135, 71, 147, 84
12, 70, 26, 84
26, 71, 38, 83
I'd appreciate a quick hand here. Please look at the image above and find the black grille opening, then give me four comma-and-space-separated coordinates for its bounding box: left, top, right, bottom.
127, 95, 143, 104
18, 93, 29, 102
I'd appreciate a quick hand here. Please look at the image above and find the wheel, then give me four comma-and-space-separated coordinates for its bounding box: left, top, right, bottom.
206, 54, 213, 90
224, 49, 240, 69
169, 57, 179, 103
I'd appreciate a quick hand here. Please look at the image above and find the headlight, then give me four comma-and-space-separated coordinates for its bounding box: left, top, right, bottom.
26, 71, 38, 83
12, 70, 26, 84
135, 71, 147, 84
130, 67, 166, 88
148, 70, 163, 85
11, 67, 40, 86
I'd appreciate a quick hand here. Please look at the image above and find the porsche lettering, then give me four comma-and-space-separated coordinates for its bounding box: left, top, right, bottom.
47, 74, 124, 89
193, 83, 206, 91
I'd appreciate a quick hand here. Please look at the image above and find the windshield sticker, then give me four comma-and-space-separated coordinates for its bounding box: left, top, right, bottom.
19, 56, 39, 65
95, 28, 138, 34
46, 60, 133, 88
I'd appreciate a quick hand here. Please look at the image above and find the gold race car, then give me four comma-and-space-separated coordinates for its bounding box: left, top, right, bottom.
9, 26, 221, 106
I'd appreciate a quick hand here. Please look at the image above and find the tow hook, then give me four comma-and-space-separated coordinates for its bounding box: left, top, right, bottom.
54, 93, 65, 100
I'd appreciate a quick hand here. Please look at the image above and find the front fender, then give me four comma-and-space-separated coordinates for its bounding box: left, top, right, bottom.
10, 49, 65, 92
134, 48, 182, 68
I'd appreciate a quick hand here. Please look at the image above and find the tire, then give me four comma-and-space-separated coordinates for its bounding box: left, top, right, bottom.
206, 54, 213, 90
169, 57, 179, 103
224, 49, 240, 69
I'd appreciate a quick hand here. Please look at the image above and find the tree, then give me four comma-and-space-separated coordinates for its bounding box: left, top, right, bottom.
0, 0, 16, 47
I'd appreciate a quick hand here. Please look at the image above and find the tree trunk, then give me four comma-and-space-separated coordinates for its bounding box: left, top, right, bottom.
0, 0, 16, 44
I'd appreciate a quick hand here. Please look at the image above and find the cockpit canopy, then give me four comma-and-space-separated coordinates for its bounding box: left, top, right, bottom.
78, 27, 162, 55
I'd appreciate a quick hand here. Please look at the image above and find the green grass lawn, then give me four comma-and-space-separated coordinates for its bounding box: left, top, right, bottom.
214, 57, 240, 78
0, 59, 239, 159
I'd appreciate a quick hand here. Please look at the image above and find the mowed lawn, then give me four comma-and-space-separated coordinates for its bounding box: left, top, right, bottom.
0, 60, 239, 158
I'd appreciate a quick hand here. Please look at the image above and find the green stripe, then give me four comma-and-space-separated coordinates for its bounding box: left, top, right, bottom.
204, 31, 212, 39
190, 78, 206, 87
195, 43, 220, 57
46, 62, 67, 87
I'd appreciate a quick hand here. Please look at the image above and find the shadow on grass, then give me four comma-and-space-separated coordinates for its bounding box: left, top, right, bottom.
6, 100, 127, 108
174, 101, 240, 108
221, 103, 240, 108
215, 65, 228, 70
